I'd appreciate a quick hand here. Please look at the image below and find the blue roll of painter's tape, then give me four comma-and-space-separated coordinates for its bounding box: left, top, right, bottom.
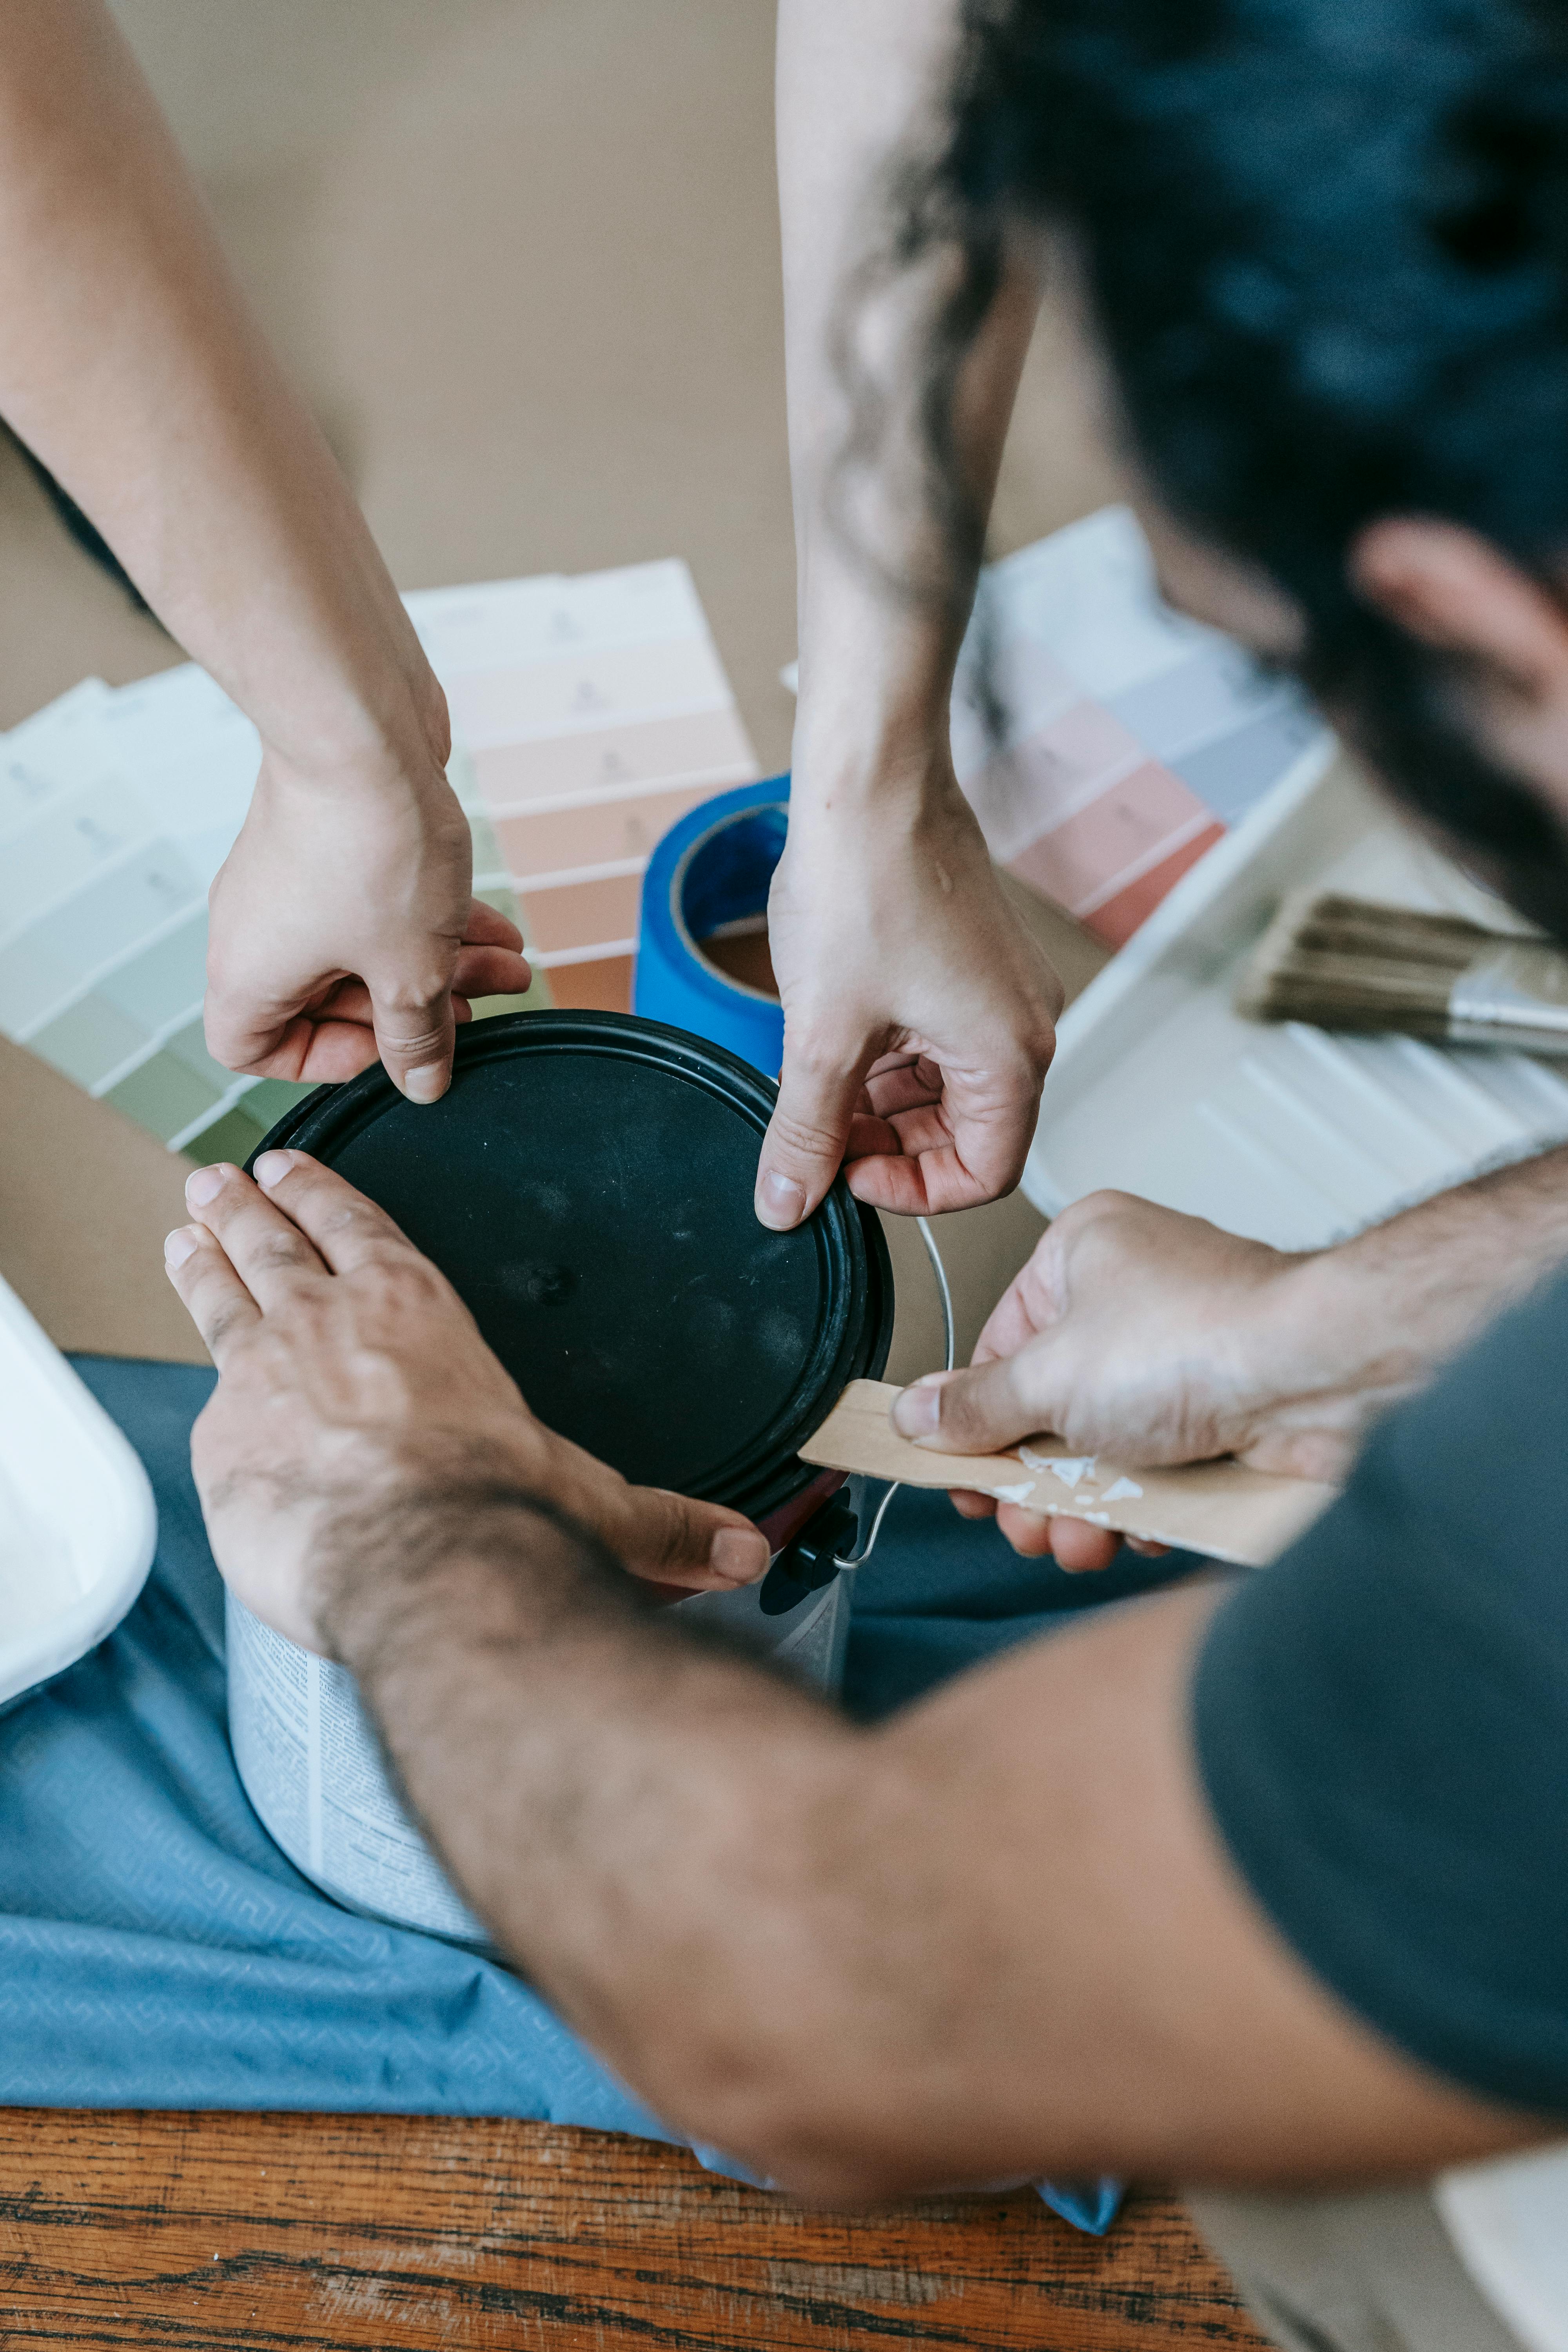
634, 775, 789, 1076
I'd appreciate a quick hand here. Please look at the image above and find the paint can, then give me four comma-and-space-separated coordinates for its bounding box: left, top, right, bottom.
225, 1011, 893, 1940
634, 776, 788, 1076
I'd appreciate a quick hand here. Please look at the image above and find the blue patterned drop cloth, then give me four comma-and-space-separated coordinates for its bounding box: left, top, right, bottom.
0, 1356, 1194, 2236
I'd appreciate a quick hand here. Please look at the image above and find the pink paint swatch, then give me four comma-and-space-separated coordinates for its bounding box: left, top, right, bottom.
1008, 760, 1210, 916
950, 509, 1331, 947
1082, 823, 1224, 947
968, 701, 1146, 862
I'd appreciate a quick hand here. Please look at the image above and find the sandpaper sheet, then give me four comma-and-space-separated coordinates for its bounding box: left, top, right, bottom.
803, 1378, 1338, 1567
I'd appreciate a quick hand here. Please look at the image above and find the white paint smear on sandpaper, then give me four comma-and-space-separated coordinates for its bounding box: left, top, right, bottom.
1018, 1447, 1097, 1488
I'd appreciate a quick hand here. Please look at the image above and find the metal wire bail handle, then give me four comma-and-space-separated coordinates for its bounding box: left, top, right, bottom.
832, 1214, 956, 1570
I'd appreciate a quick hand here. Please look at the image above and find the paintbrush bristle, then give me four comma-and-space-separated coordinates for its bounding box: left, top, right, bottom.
1238, 893, 1543, 1036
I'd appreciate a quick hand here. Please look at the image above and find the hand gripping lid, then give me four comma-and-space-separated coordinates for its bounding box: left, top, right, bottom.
248, 1011, 894, 1523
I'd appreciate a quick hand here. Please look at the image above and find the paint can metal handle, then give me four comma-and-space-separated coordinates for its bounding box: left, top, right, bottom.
764, 1212, 956, 1602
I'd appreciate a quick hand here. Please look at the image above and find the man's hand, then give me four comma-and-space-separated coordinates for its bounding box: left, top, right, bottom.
892, 1160, 1568, 1568
892, 1191, 1377, 1568
753, 774, 1061, 1227
205, 750, 533, 1100
163, 1151, 769, 1650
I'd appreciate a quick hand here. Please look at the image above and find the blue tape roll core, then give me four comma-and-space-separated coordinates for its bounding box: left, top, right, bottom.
633, 775, 789, 1076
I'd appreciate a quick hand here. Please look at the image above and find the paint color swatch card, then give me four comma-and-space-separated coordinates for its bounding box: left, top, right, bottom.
0, 559, 757, 1163
0, 666, 318, 1167
950, 506, 1328, 946
407, 558, 759, 1011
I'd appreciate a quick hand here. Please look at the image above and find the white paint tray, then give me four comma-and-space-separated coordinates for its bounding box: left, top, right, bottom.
0, 1274, 156, 1712
1024, 739, 1568, 1249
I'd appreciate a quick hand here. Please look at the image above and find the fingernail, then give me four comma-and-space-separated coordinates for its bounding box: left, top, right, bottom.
403, 1064, 448, 1105
253, 1150, 294, 1189
185, 1165, 225, 1207
755, 1171, 806, 1230
891, 1383, 939, 1439
709, 1527, 770, 1585
164, 1227, 198, 1268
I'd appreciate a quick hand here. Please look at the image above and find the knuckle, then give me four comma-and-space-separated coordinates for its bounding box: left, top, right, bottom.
375, 972, 454, 1021
1059, 1188, 1136, 1238
204, 1299, 256, 1355
323, 1196, 396, 1248
766, 1105, 848, 1160
784, 1030, 860, 1084
359, 1251, 442, 1309
646, 1501, 696, 1572
251, 1232, 312, 1275
386, 1022, 450, 1059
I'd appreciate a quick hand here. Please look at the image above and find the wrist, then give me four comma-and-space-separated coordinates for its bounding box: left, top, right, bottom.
319, 1482, 625, 1677
791, 612, 966, 822
256, 657, 452, 801
1230, 1243, 1430, 1473
254, 732, 463, 831
785, 719, 981, 840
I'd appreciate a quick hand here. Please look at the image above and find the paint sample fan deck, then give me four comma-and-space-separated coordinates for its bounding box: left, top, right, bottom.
0, 560, 758, 1166
407, 560, 759, 1010
949, 508, 1330, 947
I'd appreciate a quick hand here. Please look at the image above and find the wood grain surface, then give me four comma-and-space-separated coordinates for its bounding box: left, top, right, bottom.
0, 2111, 1270, 2351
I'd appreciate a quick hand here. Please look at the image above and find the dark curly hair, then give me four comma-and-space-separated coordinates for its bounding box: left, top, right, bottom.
916, 0, 1568, 930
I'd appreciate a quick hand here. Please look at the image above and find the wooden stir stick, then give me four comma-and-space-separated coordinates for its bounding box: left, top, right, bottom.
800, 1380, 1337, 1568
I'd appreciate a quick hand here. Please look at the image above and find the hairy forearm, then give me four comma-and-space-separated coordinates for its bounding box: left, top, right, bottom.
1307, 1141, 1568, 1363
328, 1487, 1175, 2197
1264, 1143, 1568, 1446
778, 0, 1039, 807
325, 1490, 897, 2177
0, 0, 438, 779
319, 1502, 1515, 2198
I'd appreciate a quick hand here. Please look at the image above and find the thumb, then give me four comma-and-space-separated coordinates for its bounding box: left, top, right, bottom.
890, 1356, 1048, 1457
611, 1486, 771, 1592
370, 971, 457, 1105
755, 1040, 869, 1232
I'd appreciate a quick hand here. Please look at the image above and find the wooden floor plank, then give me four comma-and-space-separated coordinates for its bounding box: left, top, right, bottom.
0, 2112, 1270, 2350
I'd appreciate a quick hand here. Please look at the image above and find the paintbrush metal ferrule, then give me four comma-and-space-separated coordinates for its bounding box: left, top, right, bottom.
1448, 944, 1568, 1038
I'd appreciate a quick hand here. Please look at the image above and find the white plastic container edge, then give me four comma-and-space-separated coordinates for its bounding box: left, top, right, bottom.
0, 1272, 158, 1711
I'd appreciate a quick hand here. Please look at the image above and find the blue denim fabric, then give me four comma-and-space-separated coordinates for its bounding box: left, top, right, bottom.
0, 1357, 1197, 2232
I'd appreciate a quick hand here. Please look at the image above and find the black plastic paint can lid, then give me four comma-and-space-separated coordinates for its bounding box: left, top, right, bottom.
248, 1010, 894, 1526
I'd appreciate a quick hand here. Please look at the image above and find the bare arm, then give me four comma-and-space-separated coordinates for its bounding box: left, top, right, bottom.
895, 1145, 1568, 1562
0, 0, 528, 1092
166, 1154, 1539, 2202
760, 0, 1061, 1230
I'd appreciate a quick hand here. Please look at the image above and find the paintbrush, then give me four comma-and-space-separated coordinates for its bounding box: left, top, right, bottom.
1236, 891, 1568, 1053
